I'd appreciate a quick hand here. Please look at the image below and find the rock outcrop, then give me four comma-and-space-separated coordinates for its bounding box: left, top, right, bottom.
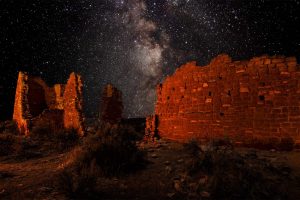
13, 72, 84, 135
100, 84, 123, 124
147, 54, 300, 148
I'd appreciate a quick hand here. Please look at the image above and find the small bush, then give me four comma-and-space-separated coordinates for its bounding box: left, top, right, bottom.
0, 121, 19, 135
58, 167, 98, 199
0, 134, 37, 158
184, 145, 288, 200
0, 134, 17, 156
30, 122, 52, 139
184, 139, 202, 157
54, 128, 80, 151
58, 124, 146, 198
68, 124, 146, 177
30, 122, 79, 151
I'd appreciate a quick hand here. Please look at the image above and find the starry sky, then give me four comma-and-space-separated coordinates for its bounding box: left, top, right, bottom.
0, 0, 300, 119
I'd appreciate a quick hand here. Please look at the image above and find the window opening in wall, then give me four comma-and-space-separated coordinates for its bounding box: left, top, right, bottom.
260, 82, 266, 86
227, 90, 231, 96
209, 91, 212, 96
259, 95, 265, 101
220, 112, 224, 116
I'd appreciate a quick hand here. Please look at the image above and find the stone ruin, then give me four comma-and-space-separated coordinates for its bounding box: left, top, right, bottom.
146, 54, 300, 148
100, 84, 123, 124
13, 72, 84, 136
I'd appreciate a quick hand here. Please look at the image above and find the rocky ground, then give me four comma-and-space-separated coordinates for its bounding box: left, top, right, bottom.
0, 137, 300, 200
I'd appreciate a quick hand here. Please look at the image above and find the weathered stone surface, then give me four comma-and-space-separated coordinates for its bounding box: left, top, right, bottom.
100, 84, 123, 124
13, 71, 84, 136
13, 72, 44, 135
63, 72, 85, 136
147, 54, 300, 148
145, 114, 159, 141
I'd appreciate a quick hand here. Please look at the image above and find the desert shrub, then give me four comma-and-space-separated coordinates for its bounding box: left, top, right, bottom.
58, 125, 146, 198
58, 167, 99, 199
0, 121, 19, 135
184, 146, 288, 200
30, 122, 53, 139
54, 128, 80, 151
0, 134, 17, 156
0, 134, 37, 158
184, 139, 202, 157
72, 125, 146, 177
30, 121, 79, 151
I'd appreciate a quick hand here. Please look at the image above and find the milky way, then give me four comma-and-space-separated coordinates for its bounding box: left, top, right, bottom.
85, 0, 171, 117
0, 0, 300, 119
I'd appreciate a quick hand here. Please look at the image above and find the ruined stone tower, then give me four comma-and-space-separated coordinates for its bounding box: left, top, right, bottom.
63, 72, 85, 136
13, 72, 84, 135
100, 84, 123, 124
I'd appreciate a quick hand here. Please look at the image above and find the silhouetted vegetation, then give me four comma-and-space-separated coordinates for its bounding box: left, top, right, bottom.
31, 122, 80, 151
183, 142, 289, 200
74, 123, 146, 177
0, 134, 17, 156
58, 167, 99, 199
58, 123, 146, 198
0, 120, 19, 135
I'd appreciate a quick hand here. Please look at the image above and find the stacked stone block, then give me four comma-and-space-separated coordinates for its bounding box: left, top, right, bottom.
149, 54, 300, 147
13, 72, 84, 135
100, 84, 123, 124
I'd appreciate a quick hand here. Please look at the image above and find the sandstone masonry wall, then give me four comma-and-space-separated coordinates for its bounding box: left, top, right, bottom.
13, 72, 84, 135
100, 84, 123, 124
63, 72, 85, 136
151, 54, 300, 146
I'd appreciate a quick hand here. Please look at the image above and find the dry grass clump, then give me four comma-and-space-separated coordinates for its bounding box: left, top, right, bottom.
74, 124, 146, 177
0, 120, 19, 135
181, 141, 289, 200
30, 122, 79, 152
0, 134, 18, 156
58, 123, 146, 198
58, 167, 99, 199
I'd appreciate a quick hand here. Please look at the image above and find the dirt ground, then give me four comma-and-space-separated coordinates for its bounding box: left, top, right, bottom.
0, 139, 300, 200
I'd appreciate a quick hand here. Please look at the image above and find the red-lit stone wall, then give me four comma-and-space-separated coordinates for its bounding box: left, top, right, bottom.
63, 72, 85, 136
152, 54, 300, 146
13, 72, 84, 136
13, 72, 31, 135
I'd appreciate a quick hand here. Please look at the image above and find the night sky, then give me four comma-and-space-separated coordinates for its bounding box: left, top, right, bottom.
0, 0, 300, 120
